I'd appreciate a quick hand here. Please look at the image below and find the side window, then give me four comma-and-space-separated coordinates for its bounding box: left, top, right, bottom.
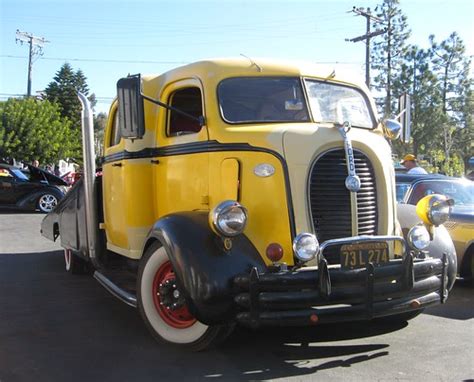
109, 111, 122, 147
168, 87, 203, 136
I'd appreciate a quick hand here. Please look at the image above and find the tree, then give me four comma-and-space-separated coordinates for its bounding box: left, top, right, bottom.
429, 32, 473, 168
0, 98, 79, 164
371, 0, 411, 117
94, 112, 107, 159
44, 63, 96, 130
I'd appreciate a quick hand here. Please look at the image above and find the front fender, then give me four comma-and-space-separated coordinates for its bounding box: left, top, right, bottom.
144, 211, 267, 325
397, 204, 457, 290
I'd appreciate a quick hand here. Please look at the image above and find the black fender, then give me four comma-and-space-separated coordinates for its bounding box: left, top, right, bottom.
144, 211, 267, 325
397, 203, 457, 290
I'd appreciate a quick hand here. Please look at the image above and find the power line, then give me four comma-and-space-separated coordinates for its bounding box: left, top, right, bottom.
1, 55, 189, 65
1, 55, 362, 66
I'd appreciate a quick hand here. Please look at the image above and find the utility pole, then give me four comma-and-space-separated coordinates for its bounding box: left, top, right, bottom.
346, 7, 386, 88
15, 30, 49, 97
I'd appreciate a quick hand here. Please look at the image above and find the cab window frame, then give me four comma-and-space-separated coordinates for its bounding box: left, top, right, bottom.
108, 109, 122, 147
166, 86, 204, 137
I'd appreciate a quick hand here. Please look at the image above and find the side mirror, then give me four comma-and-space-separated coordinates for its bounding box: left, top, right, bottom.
398, 93, 411, 143
383, 119, 402, 140
117, 75, 145, 139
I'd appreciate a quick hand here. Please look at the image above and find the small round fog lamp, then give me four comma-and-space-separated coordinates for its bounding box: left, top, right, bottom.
407, 225, 430, 251
293, 233, 320, 262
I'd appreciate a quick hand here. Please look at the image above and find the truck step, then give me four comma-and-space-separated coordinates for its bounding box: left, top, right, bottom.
94, 270, 137, 308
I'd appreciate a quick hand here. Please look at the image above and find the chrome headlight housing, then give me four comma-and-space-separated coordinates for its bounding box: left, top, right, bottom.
407, 224, 430, 251
293, 233, 320, 262
416, 194, 454, 226
210, 200, 248, 237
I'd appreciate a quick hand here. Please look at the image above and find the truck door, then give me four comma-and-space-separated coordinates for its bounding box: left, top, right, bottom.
154, 79, 210, 217
101, 106, 128, 252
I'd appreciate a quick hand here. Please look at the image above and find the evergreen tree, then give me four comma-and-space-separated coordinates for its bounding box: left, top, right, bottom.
371, 0, 410, 117
429, 32, 473, 168
44, 63, 96, 130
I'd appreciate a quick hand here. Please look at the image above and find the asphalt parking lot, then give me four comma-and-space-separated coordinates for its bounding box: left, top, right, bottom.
1, 212, 473, 382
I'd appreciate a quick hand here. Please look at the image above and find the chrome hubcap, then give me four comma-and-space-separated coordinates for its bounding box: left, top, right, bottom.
39, 194, 57, 212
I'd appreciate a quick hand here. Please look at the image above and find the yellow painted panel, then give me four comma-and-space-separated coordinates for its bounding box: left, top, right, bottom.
153, 152, 209, 218
102, 161, 128, 248
209, 151, 293, 266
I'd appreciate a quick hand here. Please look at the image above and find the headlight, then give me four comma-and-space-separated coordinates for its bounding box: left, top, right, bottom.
210, 200, 247, 237
407, 225, 430, 250
416, 194, 454, 226
293, 233, 319, 262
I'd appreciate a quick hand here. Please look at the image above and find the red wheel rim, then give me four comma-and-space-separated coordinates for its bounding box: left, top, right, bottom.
152, 260, 196, 329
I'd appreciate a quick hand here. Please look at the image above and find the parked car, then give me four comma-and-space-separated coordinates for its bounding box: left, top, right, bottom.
0, 164, 67, 213
396, 173, 474, 279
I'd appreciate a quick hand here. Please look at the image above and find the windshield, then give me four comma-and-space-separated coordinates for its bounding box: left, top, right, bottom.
304, 80, 374, 128
396, 183, 411, 202
218, 77, 310, 123
408, 180, 474, 206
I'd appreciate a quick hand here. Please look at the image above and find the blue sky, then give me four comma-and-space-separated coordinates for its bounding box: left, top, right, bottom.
1, 0, 473, 114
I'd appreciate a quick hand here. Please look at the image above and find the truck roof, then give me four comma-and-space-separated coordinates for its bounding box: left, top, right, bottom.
141, 57, 367, 89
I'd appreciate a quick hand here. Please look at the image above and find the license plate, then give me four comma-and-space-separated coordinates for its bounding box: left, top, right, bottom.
340, 242, 389, 269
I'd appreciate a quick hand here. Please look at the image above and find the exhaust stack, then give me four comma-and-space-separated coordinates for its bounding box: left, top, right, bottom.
77, 92, 100, 269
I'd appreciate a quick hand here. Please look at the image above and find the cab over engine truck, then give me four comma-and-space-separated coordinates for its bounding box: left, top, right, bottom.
41, 58, 457, 351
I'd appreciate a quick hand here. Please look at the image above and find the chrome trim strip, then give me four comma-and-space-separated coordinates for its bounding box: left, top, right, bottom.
337, 122, 361, 193
94, 271, 137, 308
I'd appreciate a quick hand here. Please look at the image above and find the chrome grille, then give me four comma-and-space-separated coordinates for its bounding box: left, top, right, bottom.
309, 149, 378, 263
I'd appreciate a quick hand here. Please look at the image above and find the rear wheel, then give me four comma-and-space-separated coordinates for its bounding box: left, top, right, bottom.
137, 243, 233, 351
37, 192, 59, 213
460, 247, 474, 280
64, 249, 89, 275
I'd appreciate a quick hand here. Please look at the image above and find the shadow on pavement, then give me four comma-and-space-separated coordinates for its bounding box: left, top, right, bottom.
0, 250, 402, 382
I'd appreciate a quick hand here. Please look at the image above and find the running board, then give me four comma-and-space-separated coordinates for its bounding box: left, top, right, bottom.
93, 271, 137, 308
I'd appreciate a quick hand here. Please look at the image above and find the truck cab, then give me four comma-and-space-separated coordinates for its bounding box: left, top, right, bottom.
41, 58, 457, 351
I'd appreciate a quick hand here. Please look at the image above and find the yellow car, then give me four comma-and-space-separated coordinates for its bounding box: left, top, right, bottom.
396, 173, 474, 279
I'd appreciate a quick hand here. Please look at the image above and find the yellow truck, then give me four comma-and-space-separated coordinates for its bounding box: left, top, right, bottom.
41, 58, 457, 351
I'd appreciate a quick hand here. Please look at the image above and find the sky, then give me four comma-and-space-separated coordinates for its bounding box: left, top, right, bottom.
1, 0, 473, 114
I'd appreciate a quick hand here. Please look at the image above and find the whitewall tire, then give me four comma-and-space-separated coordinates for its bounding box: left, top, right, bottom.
137, 242, 233, 351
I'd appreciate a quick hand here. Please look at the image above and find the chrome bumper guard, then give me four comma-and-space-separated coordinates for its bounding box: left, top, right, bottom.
234, 235, 448, 327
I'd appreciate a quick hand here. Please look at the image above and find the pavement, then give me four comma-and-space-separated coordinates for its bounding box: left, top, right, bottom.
0, 212, 473, 382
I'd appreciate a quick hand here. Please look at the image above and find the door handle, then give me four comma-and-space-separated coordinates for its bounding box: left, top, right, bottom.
112, 163, 122, 167
151, 159, 160, 165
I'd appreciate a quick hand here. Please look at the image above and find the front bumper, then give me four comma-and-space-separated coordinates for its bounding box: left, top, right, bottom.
233, 235, 449, 327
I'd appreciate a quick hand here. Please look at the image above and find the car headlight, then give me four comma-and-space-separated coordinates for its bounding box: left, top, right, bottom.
210, 200, 247, 237
293, 233, 320, 262
416, 194, 454, 226
407, 224, 430, 250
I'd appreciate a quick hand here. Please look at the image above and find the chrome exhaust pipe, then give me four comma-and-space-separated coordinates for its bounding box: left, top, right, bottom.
78, 92, 101, 269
